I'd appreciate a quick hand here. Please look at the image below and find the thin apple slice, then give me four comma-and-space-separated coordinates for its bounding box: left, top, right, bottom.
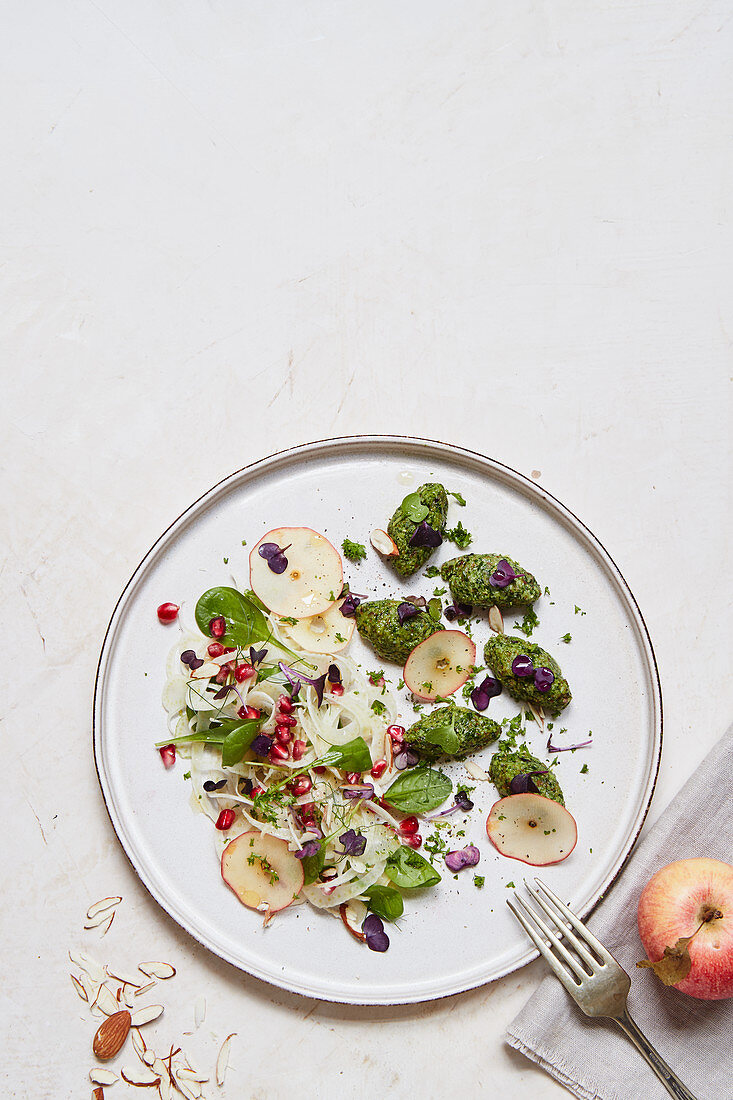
486, 793, 577, 865
403, 630, 475, 702
221, 831, 304, 912
249, 527, 343, 619
278, 599, 355, 654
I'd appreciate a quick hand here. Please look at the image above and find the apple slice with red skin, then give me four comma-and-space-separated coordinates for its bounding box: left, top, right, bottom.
278, 598, 355, 654
486, 793, 577, 865
637, 857, 733, 1000
221, 831, 304, 913
403, 630, 475, 702
249, 527, 343, 619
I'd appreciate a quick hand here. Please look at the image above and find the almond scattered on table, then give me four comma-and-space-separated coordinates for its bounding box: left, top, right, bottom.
92, 1010, 131, 1060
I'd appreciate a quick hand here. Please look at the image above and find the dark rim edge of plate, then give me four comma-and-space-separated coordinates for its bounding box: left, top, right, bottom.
92, 433, 663, 1005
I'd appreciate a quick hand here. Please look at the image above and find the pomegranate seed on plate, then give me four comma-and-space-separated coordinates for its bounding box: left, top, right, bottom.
292, 776, 313, 796
387, 725, 405, 742
276, 714, 297, 728
370, 759, 388, 780
404, 833, 422, 849
215, 809, 235, 830
156, 603, 179, 624
313, 765, 326, 775
159, 745, 176, 768
207, 642, 225, 657
329, 683, 344, 696
270, 743, 290, 761
278, 695, 294, 714
275, 726, 292, 745
237, 705, 261, 720
292, 739, 306, 761
234, 663, 255, 683
399, 816, 419, 835
208, 616, 226, 638
251, 785, 265, 798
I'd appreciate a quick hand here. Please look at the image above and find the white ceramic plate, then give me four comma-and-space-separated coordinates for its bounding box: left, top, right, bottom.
94, 436, 662, 1005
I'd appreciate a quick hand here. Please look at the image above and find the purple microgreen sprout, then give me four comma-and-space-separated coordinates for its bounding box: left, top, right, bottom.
444, 845, 481, 873
488, 559, 518, 589
180, 649, 204, 671
425, 788, 474, 819
511, 654, 535, 678
278, 661, 327, 706
397, 601, 423, 625
203, 778, 228, 792
394, 749, 419, 771
249, 645, 268, 667
404, 595, 428, 608
533, 666, 555, 693
445, 600, 472, 622
250, 734, 273, 755
470, 675, 502, 711
509, 769, 548, 794
546, 735, 593, 753
339, 592, 363, 617
327, 663, 342, 684
258, 541, 291, 575
362, 913, 390, 952
342, 784, 375, 801
295, 839, 321, 861
339, 829, 367, 857
408, 521, 443, 549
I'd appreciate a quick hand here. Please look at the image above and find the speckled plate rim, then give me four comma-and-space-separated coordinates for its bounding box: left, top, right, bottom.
93, 434, 663, 1004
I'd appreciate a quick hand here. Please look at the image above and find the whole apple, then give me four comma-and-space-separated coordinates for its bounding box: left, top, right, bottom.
637, 857, 733, 1000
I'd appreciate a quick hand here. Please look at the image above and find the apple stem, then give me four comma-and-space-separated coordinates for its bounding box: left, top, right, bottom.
700, 905, 724, 924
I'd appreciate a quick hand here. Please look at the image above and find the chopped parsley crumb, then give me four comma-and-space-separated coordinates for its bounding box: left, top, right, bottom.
423, 831, 448, 862
561, 633, 572, 643
341, 538, 367, 563
280, 615, 299, 626
423, 565, 441, 578
334, 632, 346, 643
448, 491, 466, 506
543, 585, 551, 597
580, 763, 589, 774
183, 771, 191, 780
241, 539, 247, 546
371, 699, 387, 716
432, 586, 447, 597
473, 875, 485, 888
367, 669, 386, 684
516, 607, 539, 637
223, 557, 229, 564
444, 521, 472, 549
397, 679, 405, 691
506, 881, 515, 888
574, 605, 586, 616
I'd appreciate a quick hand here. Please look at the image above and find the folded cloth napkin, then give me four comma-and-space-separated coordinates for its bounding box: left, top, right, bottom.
506, 724, 733, 1100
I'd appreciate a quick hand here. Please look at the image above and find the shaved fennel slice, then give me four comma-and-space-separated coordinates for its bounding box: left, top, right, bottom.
302, 861, 386, 909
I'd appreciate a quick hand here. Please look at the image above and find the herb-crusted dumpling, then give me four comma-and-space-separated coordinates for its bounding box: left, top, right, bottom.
404, 703, 501, 762
440, 553, 541, 610
355, 600, 443, 664
489, 746, 564, 805
387, 483, 448, 577
484, 635, 572, 717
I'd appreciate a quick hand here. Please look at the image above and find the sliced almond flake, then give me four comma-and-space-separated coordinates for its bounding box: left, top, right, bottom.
138, 961, 176, 980
194, 996, 206, 1028
464, 760, 490, 782
157, 1070, 172, 1100
488, 605, 504, 634
173, 1078, 198, 1100
526, 702, 544, 730
89, 1068, 118, 1085
176, 1068, 210, 1083
85, 909, 115, 930
122, 983, 137, 1009
130, 1027, 147, 1059
100, 910, 115, 936
70, 974, 88, 1001
87, 896, 122, 921
134, 980, 157, 998
143, 1049, 157, 1067
130, 1004, 164, 1027
92, 982, 120, 1017
106, 965, 142, 987
216, 1033, 236, 1086
120, 1064, 161, 1087
69, 949, 105, 983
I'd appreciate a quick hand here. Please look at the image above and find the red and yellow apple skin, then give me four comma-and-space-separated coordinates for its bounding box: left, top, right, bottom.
637, 858, 733, 1000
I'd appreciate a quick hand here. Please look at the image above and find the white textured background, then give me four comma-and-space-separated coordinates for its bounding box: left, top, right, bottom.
1, 2, 731, 1097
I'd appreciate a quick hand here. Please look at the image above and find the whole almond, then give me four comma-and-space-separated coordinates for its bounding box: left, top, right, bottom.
92, 1009, 131, 1060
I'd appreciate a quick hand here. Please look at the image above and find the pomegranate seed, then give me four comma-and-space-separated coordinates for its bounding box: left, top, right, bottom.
313, 765, 326, 775
275, 726, 292, 745
156, 602, 179, 624
237, 705, 261, 720
292, 776, 313, 796
346, 772, 361, 784
292, 739, 306, 761
234, 663, 255, 683
300, 801, 315, 818
370, 759, 388, 779
404, 832, 423, 849
223, 646, 236, 653
387, 725, 405, 742
369, 673, 385, 686
208, 616, 226, 638
399, 815, 420, 835
159, 745, 176, 768
215, 667, 228, 684
329, 683, 344, 696
278, 695, 294, 714
251, 785, 265, 798
270, 743, 290, 761
215, 809, 235, 830
207, 642, 225, 657
276, 714, 297, 728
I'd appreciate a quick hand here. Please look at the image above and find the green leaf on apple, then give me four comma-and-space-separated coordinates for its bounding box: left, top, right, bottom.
637, 937, 695, 986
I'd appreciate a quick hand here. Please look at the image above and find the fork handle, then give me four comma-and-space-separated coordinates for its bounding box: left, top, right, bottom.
613, 1009, 698, 1100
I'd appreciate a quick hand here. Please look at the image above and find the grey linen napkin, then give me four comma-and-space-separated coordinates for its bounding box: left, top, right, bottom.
506, 724, 733, 1100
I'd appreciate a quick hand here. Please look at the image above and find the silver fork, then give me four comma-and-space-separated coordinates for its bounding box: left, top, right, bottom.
508, 878, 698, 1100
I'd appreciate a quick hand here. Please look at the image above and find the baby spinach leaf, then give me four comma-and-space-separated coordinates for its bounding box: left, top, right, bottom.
399, 491, 428, 524
421, 712, 460, 755
256, 665, 280, 683
300, 843, 326, 886
386, 846, 441, 889
319, 736, 372, 773
219, 718, 263, 767
364, 884, 404, 922
195, 587, 268, 647
385, 767, 453, 813
155, 731, 227, 748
